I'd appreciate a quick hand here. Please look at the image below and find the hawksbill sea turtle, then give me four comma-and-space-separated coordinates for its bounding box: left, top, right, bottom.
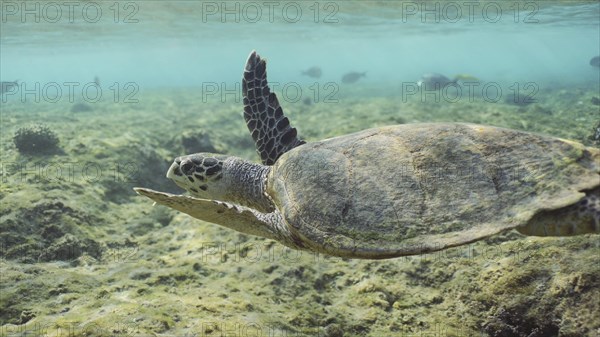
135, 51, 599, 259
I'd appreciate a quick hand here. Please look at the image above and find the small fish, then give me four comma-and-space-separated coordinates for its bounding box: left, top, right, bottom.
301, 66, 322, 78
71, 102, 93, 113
94, 76, 100, 86
590, 56, 600, 67
341, 72, 366, 84
505, 93, 536, 106
0, 80, 18, 94
417, 73, 456, 88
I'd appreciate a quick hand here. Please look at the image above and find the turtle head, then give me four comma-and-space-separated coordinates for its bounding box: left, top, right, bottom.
166, 153, 274, 212
167, 153, 230, 199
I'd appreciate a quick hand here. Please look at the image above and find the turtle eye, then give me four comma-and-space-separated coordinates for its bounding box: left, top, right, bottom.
180, 160, 195, 175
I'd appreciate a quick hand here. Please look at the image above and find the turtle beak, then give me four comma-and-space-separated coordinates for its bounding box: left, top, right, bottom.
166, 161, 182, 179
166, 160, 191, 192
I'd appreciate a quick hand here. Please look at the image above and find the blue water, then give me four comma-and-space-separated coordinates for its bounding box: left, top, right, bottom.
1, 3, 599, 335
1, 1, 599, 91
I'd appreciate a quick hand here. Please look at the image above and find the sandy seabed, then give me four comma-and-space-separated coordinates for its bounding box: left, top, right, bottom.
1, 83, 599, 336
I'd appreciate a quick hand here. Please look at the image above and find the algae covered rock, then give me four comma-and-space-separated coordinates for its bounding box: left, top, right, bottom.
590, 120, 600, 146
0, 201, 103, 263
12, 124, 60, 154
168, 129, 226, 155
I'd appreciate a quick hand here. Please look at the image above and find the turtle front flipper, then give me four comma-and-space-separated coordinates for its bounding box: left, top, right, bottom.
133, 187, 302, 248
242, 50, 305, 165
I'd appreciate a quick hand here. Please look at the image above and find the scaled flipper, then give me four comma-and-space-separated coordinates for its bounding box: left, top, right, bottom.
134, 187, 280, 240
242, 51, 305, 165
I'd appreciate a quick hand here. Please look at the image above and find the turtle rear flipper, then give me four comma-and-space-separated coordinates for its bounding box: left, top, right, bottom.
518, 187, 600, 236
242, 51, 305, 165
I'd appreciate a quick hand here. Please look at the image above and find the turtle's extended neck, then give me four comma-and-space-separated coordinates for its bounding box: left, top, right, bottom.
224, 158, 275, 213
